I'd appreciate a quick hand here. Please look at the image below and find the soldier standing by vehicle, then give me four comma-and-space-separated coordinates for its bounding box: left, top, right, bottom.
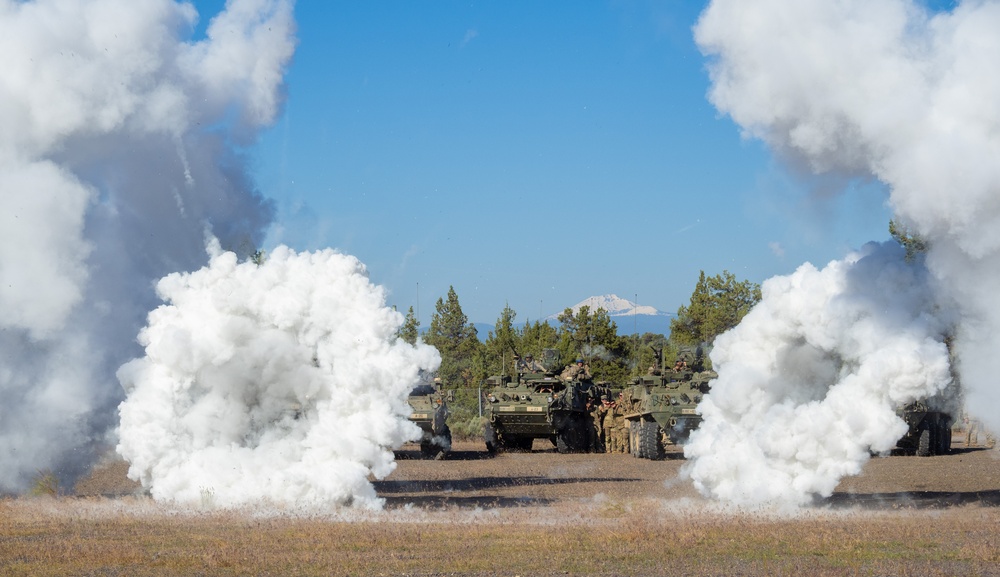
964, 413, 979, 447
603, 397, 619, 452
615, 392, 630, 454
589, 395, 609, 453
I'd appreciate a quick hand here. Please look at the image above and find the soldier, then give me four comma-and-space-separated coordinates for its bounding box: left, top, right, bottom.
615, 392, 630, 454
517, 354, 544, 374
647, 347, 663, 376
603, 397, 618, 452
964, 413, 979, 447
589, 395, 608, 453
561, 358, 592, 381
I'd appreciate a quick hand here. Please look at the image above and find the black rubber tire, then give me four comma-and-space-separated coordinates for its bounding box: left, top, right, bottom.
940, 426, 952, 455
484, 422, 500, 454
917, 427, 931, 457
934, 421, 951, 455
556, 431, 570, 453
641, 420, 665, 460
420, 441, 435, 458
630, 420, 645, 459
555, 414, 587, 454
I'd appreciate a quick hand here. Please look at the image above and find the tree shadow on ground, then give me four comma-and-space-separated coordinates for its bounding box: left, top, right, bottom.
394, 448, 493, 461
375, 475, 640, 494
381, 494, 554, 509
822, 490, 1000, 509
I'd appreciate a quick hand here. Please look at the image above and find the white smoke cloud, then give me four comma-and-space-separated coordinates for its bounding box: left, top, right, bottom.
0, 0, 294, 492
117, 243, 440, 509
684, 242, 951, 506
686, 0, 1000, 506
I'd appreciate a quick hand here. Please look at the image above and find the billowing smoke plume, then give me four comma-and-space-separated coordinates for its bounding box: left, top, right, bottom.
117, 242, 440, 508
685, 0, 1000, 506
0, 0, 294, 491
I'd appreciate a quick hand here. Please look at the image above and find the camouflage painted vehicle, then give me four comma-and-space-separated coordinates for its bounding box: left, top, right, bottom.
894, 400, 952, 457
407, 380, 454, 459
622, 349, 715, 460
482, 349, 610, 454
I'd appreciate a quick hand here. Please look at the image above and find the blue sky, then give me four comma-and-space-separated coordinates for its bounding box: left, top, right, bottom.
196, 1, 895, 327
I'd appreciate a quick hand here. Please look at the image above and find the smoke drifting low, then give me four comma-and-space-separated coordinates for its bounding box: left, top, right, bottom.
684, 242, 951, 506
0, 0, 293, 491
686, 0, 1000, 506
117, 242, 440, 509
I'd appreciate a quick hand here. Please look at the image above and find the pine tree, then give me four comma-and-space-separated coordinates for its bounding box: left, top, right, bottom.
889, 219, 928, 261
423, 286, 482, 387
520, 319, 559, 359
482, 304, 520, 377
398, 306, 419, 345
556, 306, 629, 383
670, 270, 761, 347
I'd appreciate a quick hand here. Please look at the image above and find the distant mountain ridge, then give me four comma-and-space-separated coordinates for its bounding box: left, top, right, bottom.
470, 294, 673, 337
554, 294, 663, 318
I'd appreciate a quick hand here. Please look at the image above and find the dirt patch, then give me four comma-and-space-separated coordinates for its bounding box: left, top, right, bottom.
75, 439, 1000, 510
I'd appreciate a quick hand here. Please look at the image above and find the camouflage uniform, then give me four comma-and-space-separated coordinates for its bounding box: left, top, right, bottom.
615, 398, 630, 454
964, 415, 980, 447
589, 399, 608, 453
560, 360, 592, 382
603, 402, 619, 453
517, 356, 544, 373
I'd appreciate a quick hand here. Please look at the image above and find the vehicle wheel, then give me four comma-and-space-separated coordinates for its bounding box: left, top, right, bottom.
935, 421, 951, 455
917, 427, 931, 457
629, 420, 644, 458
556, 431, 569, 454
484, 422, 500, 454
419, 441, 435, 458
641, 420, 665, 460
555, 414, 585, 453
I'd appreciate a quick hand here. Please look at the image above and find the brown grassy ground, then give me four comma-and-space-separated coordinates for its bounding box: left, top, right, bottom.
1, 441, 998, 576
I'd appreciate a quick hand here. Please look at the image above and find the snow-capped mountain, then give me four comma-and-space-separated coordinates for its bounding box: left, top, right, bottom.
470, 294, 673, 338
561, 294, 662, 317
548, 294, 673, 335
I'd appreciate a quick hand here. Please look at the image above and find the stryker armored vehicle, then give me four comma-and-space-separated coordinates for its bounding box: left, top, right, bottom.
407, 380, 454, 459
894, 400, 952, 457
622, 349, 715, 460
482, 349, 610, 454
892, 357, 961, 457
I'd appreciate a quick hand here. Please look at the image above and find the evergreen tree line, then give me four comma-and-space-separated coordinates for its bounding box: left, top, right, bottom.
400, 273, 762, 388
396, 272, 760, 438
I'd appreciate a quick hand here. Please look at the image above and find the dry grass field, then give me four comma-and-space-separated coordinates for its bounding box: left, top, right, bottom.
2, 441, 999, 576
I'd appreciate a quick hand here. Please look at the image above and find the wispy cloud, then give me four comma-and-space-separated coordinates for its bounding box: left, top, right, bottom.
768, 241, 785, 258
461, 28, 479, 48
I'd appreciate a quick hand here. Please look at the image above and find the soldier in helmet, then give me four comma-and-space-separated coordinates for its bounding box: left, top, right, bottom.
588, 394, 608, 453
561, 358, 591, 381
517, 354, 544, 374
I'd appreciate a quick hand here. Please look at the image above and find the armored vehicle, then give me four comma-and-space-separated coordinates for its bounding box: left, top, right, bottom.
894, 400, 952, 457
407, 380, 454, 459
482, 349, 609, 454
622, 350, 715, 460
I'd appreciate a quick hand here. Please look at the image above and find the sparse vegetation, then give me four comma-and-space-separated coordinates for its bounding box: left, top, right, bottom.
28, 470, 59, 497
1, 496, 998, 576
